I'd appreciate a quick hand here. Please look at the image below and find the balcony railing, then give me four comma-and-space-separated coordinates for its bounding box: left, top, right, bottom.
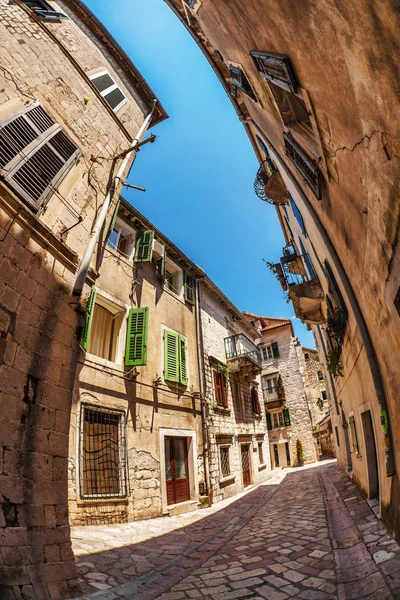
224, 333, 261, 367
283, 132, 321, 200
254, 159, 289, 205
263, 387, 279, 401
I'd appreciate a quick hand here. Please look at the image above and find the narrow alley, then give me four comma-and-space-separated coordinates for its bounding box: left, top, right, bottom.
71, 462, 400, 600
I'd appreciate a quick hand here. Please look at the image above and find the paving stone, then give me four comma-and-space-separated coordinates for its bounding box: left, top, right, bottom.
284, 569, 307, 583
256, 584, 289, 600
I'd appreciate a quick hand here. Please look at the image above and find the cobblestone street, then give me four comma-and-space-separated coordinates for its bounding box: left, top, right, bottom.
71, 462, 400, 600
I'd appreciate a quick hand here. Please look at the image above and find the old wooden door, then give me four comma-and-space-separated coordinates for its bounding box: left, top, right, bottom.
241, 444, 252, 488
165, 437, 190, 506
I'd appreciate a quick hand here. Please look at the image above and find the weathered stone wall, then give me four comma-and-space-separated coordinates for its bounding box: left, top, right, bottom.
199, 283, 270, 504
259, 324, 317, 466
68, 210, 203, 526
0, 2, 157, 597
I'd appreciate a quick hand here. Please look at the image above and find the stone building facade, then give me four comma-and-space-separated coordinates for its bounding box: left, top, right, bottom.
199, 280, 270, 504
243, 314, 317, 468
165, 0, 400, 540
68, 199, 204, 526
0, 1, 166, 598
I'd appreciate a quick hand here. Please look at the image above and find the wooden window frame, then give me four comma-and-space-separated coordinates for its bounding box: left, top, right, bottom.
213, 370, 228, 408
0, 101, 81, 212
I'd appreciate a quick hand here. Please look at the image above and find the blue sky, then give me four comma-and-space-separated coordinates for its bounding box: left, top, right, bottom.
85, 0, 315, 348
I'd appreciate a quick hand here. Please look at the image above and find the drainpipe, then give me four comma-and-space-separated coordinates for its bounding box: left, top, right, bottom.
195, 277, 211, 505
73, 100, 157, 296
251, 121, 395, 478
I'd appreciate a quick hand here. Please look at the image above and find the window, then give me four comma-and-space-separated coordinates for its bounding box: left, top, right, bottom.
290, 196, 307, 236
164, 257, 183, 296
80, 405, 127, 498
90, 71, 127, 112
0, 102, 81, 212
251, 51, 297, 94
229, 65, 257, 102
349, 415, 359, 455
80, 288, 148, 366
21, 0, 67, 21
262, 341, 279, 361
164, 329, 188, 386
304, 353, 309, 360
107, 221, 134, 259
299, 239, 316, 281
318, 370, 324, 380
284, 134, 321, 199
258, 442, 264, 465
252, 387, 261, 415
214, 371, 228, 408
321, 390, 328, 400
262, 376, 278, 401
271, 409, 291, 428
335, 426, 340, 447
219, 446, 231, 478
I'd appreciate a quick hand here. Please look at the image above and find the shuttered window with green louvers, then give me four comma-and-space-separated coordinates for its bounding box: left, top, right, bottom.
125, 307, 148, 366
184, 272, 195, 305
134, 230, 154, 262
80, 287, 96, 350
283, 408, 291, 427
164, 329, 188, 385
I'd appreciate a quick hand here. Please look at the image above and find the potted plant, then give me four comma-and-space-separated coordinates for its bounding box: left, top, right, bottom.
276, 375, 285, 400
326, 347, 344, 378
296, 439, 304, 465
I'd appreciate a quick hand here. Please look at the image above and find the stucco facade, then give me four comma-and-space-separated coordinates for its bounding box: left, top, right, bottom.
68, 200, 204, 526
165, 0, 400, 540
0, 2, 166, 598
199, 281, 270, 504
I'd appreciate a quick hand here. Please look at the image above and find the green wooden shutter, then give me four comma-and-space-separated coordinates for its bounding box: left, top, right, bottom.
125, 307, 148, 366
134, 230, 154, 262
184, 272, 195, 305
80, 287, 96, 350
156, 255, 166, 280
106, 199, 120, 241
179, 335, 188, 386
266, 412, 272, 430
272, 341, 280, 358
164, 330, 179, 382
283, 408, 291, 427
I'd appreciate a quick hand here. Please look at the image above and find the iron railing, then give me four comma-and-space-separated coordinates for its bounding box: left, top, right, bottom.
263, 386, 279, 401
224, 333, 261, 367
254, 158, 279, 203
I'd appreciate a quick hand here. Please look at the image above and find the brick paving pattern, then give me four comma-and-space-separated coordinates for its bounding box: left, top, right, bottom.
71, 462, 400, 600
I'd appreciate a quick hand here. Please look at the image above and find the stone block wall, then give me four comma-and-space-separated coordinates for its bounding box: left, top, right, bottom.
200, 283, 270, 504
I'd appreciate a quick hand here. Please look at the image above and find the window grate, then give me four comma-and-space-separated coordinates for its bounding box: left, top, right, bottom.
284, 132, 321, 199
80, 405, 127, 498
220, 446, 230, 477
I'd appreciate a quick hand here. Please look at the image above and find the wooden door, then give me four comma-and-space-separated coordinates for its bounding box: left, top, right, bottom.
241, 444, 252, 488
165, 437, 190, 506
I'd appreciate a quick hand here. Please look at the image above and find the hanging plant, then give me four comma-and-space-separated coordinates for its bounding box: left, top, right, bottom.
326, 308, 346, 342
217, 362, 231, 381
326, 347, 344, 377
276, 374, 285, 399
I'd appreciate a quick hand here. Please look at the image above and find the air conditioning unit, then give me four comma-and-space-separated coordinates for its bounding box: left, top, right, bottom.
152, 239, 165, 259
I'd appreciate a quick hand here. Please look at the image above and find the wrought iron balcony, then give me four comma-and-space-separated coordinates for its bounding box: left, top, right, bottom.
283, 132, 321, 200
254, 159, 289, 205
224, 333, 262, 371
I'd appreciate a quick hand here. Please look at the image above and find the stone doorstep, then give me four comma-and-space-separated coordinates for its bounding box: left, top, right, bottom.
167, 500, 199, 517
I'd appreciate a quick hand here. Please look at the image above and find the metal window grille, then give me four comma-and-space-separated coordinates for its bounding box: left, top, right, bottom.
21, 0, 67, 20
258, 442, 264, 465
220, 446, 230, 477
79, 404, 127, 499
0, 101, 82, 212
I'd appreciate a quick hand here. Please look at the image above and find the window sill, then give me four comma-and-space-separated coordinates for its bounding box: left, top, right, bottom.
163, 285, 187, 305
213, 406, 231, 415
219, 475, 235, 487
105, 245, 133, 264
83, 353, 125, 372
258, 464, 267, 471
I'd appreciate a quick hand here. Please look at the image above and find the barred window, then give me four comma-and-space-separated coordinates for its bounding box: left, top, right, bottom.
219, 446, 231, 478
80, 405, 127, 498
258, 442, 264, 465
0, 101, 81, 212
